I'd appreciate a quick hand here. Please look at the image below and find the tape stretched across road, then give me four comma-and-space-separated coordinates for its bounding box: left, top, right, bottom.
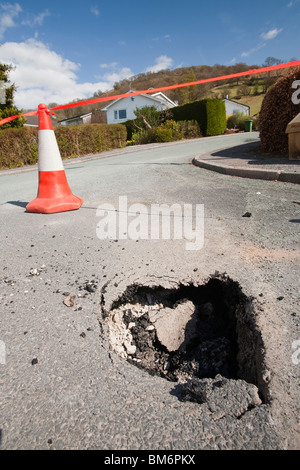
1, 60, 300, 126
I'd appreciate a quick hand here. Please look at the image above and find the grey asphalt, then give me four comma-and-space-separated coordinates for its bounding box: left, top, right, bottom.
0, 132, 299, 450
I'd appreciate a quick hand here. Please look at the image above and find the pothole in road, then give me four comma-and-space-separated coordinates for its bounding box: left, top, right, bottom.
104, 274, 269, 407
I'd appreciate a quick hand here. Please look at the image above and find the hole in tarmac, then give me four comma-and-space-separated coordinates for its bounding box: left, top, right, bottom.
104, 274, 268, 405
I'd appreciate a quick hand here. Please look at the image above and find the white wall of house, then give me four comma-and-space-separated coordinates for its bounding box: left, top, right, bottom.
104, 94, 174, 124
223, 98, 250, 116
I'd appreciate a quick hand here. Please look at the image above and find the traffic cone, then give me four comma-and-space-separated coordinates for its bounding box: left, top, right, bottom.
26, 103, 83, 214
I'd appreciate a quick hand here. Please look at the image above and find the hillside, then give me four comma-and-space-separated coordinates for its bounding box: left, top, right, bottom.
50, 62, 286, 122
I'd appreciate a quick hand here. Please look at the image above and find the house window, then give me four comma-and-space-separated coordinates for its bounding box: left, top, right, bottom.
114, 109, 127, 120
118, 109, 127, 119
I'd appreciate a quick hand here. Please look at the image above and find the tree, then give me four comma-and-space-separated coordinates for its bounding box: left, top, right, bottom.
133, 106, 161, 131
232, 62, 248, 86
177, 68, 198, 104
0, 61, 25, 128
263, 57, 283, 67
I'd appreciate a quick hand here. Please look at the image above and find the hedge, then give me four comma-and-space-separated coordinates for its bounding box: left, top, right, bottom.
0, 123, 127, 169
169, 98, 226, 136
132, 120, 202, 144
260, 66, 300, 155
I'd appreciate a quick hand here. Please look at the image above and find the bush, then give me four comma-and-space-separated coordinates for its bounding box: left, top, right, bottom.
124, 119, 136, 140
203, 98, 226, 136
132, 128, 160, 145
259, 66, 300, 155
156, 126, 173, 142
132, 120, 202, 145
134, 106, 161, 129
252, 116, 259, 131
227, 113, 259, 132
178, 120, 202, 139
227, 112, 248, 131
0, 127, 38, 168
159, 120, 183, 140
55, 124, 126, 158
0, 123, 127, 169
169, 98, 226, 136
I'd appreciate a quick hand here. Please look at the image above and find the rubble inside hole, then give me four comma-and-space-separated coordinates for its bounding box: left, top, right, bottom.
105, 274, 267, 405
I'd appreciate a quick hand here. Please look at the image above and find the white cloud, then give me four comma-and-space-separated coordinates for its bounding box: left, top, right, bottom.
261, 28, 283, 40
228, 57, 237, 65
152, 34, 171, 43
100, 62, 118, 69
90, 6, 100, 16
0, 2, 22, 38
241, 43, 266, 58
21, 9, 50, 27
101, 67, 134, 84
145, 55, 173, 73
240, 27, 283, 60
0, 39, 132, 109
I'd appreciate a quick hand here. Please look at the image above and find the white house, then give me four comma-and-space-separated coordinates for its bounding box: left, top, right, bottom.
103, 91, 177, 124
58, 112, 93, 126
222, 97, 250, 117
58, 109, 107, 126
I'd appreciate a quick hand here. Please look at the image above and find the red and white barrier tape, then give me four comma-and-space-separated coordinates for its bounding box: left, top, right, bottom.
1, 60, 300, 127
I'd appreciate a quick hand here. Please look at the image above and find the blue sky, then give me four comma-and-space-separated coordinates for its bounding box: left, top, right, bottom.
0, 0, 299, 109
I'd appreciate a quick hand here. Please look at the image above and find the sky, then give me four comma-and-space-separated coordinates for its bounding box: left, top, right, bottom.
0, 0, 299, 110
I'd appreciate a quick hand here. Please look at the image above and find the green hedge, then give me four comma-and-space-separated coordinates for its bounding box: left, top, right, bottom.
132, 120, 202, 145
0, 123, 127, 169
169, 98, 226, 136
124, 119, 136, 141
55, 124, 126, 158
0, 127, 39, 169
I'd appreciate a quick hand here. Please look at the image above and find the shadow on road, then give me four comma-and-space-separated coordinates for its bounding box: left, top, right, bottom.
211, 142, 300, 167
87, 162, 191, 166
7, 201, 28, 208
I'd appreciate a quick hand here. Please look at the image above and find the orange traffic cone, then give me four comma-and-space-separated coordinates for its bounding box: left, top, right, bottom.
26, 104, 83, 214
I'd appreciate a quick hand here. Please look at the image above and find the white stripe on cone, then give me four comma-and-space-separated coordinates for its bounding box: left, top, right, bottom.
38, 130, 64, 172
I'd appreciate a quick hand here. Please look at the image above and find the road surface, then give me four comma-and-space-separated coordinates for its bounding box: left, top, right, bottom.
0, 132, 299, 450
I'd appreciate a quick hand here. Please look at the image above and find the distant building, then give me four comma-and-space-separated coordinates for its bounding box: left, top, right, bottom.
25, 114, 58, 127
58, 109, 107, 126
102, 91, 177, 124
222, 97, 250, 116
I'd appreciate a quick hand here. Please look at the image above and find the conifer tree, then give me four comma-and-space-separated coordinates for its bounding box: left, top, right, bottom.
0, 61, 25, 128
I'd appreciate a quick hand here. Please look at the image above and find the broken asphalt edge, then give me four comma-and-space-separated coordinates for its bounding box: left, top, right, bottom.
192, 156, 300, 184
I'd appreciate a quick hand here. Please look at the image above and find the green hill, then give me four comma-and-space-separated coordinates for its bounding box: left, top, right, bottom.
52, 62, 285, 121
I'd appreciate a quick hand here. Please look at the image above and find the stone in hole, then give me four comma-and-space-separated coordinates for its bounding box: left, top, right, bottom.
105, 274, 267, 403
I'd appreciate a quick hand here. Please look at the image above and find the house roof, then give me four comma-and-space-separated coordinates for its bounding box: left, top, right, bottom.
58, 111, 92, 124
57, 108, 107, 125
151, 92, 178, 107
25, 114, 58, 127
102, 91, 176, 111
